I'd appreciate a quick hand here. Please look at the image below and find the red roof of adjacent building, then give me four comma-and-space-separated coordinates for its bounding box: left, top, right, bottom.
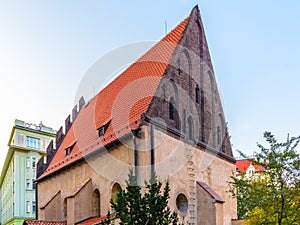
76, 216, 108, 225
38, 15, 190, 180
23, 221, 66, 225
236, 159, 266, 173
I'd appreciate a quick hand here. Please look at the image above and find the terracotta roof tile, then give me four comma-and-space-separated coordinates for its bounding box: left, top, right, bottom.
76, 216, 107, 225
236, 159, 266, 173
38, 16, 190, 180
24, 220, 66, 225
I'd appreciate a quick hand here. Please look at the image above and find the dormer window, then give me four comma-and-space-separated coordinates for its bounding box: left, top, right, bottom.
97, 119, 111, 138
65, 142, 76, 156
98, 127, 105, 137
66, 147, 72, 156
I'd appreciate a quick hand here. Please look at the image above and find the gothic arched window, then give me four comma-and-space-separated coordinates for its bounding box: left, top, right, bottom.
188, 116, 194, 140
217, 126, 221, 145
169, 97, 175, 120
195, 85, 200, 103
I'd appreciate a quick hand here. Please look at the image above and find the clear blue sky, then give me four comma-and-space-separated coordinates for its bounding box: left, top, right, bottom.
0, 0, 299, 169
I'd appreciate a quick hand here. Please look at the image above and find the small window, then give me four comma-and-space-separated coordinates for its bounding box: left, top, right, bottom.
177, 59, 182, 75
188, 117, 194, 140
195, 85, 200, 103
176, 193, 188, 214
32, 179, 36, 189
217, 126, 221, 145
169, 97, 175, 120
97, 120, 111, 138
26, 201, 31, 213
66, 147, 72, 156
200, 90, 205, 142
111, 183, 122, 203
26, 157, 31, 168
98, 127, 105, 137
32, 201, 36, 213
32, 157, 36, 168
65, 142, 76, 156
17, 133, 25, 146
26, 179, 30, 189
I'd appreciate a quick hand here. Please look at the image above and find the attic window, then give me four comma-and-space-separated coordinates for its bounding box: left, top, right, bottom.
97, 119, 111, 138
65, 142, 76, 156
98, 127, 105, 137
66, 147, 72, 156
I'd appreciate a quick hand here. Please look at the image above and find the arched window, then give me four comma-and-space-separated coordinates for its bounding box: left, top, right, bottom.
63, 198, 67, 220
217, 126, 221, 145
200, 90, 205, 142
195, 85, 200, 103
188, 116, 194, 140
169, 97, 175, 120
92, 189, 100, 217
111, 183, 122, 203
176, 193, 188, 214
177, 58, 182, 75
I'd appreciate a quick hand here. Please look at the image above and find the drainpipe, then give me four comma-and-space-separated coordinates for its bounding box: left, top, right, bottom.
35, 181, 38, 219
150, 124, 155, 178
132, 131, 138, 178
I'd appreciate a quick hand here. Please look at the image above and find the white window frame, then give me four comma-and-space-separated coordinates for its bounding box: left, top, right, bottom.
26, 201, 31, 213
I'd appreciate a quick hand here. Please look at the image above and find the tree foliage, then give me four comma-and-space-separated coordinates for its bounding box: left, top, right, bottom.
229, 131, 300, 225
100, 170, 182, 225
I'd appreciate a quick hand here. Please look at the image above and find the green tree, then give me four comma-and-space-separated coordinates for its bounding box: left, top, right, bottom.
229, 131, 300, 225
100, 170, 182, 225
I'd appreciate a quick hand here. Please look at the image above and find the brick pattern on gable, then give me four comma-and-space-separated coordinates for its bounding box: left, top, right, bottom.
146, 6, 233, 156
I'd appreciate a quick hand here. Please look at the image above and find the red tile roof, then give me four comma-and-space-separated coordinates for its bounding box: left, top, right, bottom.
76, 216, 107, 225
24, 221, 66, 225
38, 16, 190, 180
236, 159, 266, 173
197, 181, 224, 203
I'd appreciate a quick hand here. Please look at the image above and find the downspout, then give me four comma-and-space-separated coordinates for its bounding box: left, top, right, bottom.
132, 132, 138, 178
150, 124, 155, 178
35, 181, 38, 219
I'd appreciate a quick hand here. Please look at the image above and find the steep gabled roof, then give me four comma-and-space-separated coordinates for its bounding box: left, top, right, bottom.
38, 14, 190, 180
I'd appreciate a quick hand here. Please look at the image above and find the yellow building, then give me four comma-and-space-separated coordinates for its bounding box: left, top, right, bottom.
0, 119, 56, 225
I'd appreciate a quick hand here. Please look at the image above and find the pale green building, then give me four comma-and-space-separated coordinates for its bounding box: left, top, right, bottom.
0, 119, 56, 225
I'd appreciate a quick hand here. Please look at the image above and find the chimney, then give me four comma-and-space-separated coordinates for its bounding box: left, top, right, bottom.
72, 105, 78, 122
79, 96, 85, 111
65, 115, 72, 134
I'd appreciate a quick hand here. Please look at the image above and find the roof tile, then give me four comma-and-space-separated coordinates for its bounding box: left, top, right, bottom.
38, 16, 190, 180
